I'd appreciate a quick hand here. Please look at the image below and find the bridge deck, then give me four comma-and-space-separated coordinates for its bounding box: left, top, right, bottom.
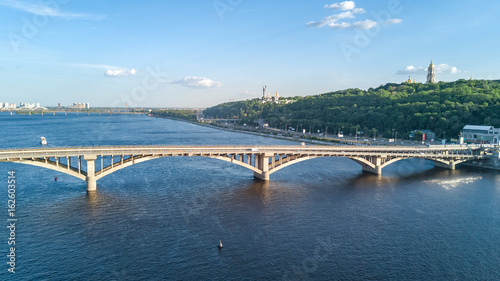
0, 144, 493, 158
0, 144, 496, 191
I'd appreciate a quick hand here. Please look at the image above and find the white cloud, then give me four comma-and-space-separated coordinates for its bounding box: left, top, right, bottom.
163, 76, 222, 89
328, 22, 352, 29
397, 63, 460, 75
104, 68, 136, 77
72, 63, 137, 77
397, 65, 426, 75
324, 1, 356, 11
308, 1, 400, 30
385, 18, 403, 24
435, 64, 459, 74
352, 8, 366, 14
0, 0, 105, 20
70, 63, 137, 77
352, 19, 378, 29
306, 11, 355, 28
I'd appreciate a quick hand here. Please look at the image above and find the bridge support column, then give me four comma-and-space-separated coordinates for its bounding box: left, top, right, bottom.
362, 157, 382, 175
254, 153, 272, 180
85, 155, 97, 192
434, 161, 456, 170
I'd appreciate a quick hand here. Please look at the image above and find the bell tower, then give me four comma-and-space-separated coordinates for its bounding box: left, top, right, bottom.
426, 60, 436, 83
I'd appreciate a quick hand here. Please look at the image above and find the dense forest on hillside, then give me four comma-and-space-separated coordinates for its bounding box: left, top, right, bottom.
151, 109, 197, 121
203, 79, 500, 139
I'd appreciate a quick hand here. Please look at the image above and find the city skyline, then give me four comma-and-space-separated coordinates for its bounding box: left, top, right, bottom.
1, 0, 499, 107
0, 101, 88, 109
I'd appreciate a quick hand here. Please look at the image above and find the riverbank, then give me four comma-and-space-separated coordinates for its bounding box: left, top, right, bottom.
150, 115, 371, 146
462, 155, 500, 171
149, 115, 431, 147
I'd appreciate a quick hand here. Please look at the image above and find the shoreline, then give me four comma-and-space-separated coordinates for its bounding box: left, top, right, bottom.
462, 158, 500, 171
150, 116, 365, 146
150, 115, 431, 147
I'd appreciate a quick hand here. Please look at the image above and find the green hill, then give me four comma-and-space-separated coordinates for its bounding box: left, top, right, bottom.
203, 79, 500, 139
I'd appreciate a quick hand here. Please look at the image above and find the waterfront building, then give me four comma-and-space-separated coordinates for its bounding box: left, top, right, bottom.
462, 125, 500, 144
426, 60, 436, 83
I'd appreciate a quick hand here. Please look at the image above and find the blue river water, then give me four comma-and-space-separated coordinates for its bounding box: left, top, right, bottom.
0, 113, 499, 280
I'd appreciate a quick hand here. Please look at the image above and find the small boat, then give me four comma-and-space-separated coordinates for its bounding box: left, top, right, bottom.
218, 241, 223, 249
40, 137, 47, 145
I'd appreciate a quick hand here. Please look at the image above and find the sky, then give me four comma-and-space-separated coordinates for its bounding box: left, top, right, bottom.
1, 0, 500, 108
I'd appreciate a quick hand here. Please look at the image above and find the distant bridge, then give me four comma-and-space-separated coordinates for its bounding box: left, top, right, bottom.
0, 145, 495, 191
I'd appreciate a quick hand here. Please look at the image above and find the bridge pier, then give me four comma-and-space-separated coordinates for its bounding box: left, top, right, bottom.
434, 161, 456, 170
254, 153, 272, 181
85, 155, 97, 192
361, 157, 382, 175
362, 165, 382, 175
254, 171, 270, 181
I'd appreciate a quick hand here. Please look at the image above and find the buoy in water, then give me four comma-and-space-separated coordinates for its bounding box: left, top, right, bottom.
218, 241, 223, 249
54, 177, 57, 181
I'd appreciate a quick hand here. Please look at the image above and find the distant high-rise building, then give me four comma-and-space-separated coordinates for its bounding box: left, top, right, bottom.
58, 103, 61, 108
20, 102, 37, 108
426, 60, 436, 83
68, 102, 90, 109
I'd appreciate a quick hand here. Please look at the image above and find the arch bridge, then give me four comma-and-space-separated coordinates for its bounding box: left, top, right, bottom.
0, 145, 494, 191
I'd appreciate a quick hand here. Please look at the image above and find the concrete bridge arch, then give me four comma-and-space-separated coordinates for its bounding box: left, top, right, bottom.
0, 145, 488, 192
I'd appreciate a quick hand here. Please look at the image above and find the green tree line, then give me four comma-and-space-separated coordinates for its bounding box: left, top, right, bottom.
203, 79, 500, 139
151, 109, 197, 121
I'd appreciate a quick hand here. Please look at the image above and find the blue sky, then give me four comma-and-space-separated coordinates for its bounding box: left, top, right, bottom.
1, 0, 500, 108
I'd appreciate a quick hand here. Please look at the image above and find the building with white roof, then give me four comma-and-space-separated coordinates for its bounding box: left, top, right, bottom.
462, 125, 500, 144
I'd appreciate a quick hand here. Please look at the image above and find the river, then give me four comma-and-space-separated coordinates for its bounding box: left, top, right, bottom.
0, 113, 499, 280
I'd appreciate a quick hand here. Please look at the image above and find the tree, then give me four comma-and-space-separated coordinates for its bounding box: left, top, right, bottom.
203, 80, 500, 139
